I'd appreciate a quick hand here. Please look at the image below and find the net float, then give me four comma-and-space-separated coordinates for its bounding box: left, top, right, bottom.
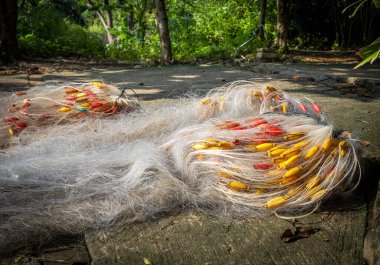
304, 145, 320, 160
91, 102, 103, 109
264, 196, 285, 208
75, 96, 88, 103
284, 166, 302, 178
91, 81, 108, 88
59, 106, 72, 112
299, 102, 307, 112
81, 103, 91, 108
65, 88, 79, 94
228, 181, 250, 191
75, 93, 87, 98
8, 127, 15, 136
3, 116, 19, 122
253, 163, 273, 170
15, 120, 27, 128
21, 103, 30, 109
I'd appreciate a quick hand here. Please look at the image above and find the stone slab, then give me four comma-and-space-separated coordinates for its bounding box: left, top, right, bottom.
256, 48, 278, 59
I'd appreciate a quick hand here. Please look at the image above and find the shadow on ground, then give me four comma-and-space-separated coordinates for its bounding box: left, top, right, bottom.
1, 64, 379, 102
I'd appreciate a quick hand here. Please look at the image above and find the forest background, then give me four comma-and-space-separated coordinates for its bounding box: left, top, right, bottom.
0, 0, 379, 65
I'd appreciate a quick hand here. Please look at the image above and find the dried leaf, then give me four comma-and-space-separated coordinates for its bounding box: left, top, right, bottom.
281, 227, 320, 243
3, 69, 18, 75
361, 140, 371, 147
295, 227, 320, 238
281, 228, 295, 243
291, 75, 315, 81
27, 66, 42, 75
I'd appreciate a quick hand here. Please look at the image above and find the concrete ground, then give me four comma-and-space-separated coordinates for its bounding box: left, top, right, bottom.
0, 63, 379, 265
253, 62, 380, 82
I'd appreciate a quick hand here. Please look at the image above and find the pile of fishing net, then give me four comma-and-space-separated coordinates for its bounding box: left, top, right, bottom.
0, 81, 361, 250
0, 81, 139, 147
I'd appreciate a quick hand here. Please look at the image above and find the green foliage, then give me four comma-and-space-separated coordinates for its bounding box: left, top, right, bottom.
167, 0, 276, 61
355, 37, 380, 68
341, 0, 380, 68
105, 3, 161, 63
288, 0, 380, 50
342, 0, 368, 18
17, 0, 277, 62
105, 29, 161, 63
16, 0, 379, 64
18, 2, 105, 58
18, 4, 67, 40
85, 0, 275, 62
18, 23, 105, 58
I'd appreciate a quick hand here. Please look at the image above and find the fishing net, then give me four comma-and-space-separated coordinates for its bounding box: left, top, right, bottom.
0, 81, 361, 250
0, 81, 140, 147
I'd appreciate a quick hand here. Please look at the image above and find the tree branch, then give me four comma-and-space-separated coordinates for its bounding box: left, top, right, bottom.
87, 0, 107, 30
87, 0, 114, 43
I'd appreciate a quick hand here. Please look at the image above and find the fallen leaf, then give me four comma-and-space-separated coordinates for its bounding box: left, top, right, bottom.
361, 140, 371, 147
281, 228, 295, 243
27, 66, 42, 75
291, 75, 315, 81
295, 226, 320, 238
2, 69, 18, 75
281, 227, 321, 243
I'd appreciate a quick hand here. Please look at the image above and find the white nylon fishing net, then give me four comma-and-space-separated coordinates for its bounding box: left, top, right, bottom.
0, 81, 361, 250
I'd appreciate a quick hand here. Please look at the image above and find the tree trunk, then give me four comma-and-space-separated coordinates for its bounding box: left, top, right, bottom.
258, 0, 267, 40
275, 0, 288, 48
136, 0, 147, 46
155, 0, 172, 65
0, 0, 18, 63
128, 6, 134, 31
128, 12, 134, 31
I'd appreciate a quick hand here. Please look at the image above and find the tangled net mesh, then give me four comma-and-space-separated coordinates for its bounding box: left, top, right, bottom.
0, 81, 140, 147
0, 81, 361, 251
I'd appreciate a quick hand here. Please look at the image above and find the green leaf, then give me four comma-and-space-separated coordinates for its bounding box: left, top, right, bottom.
354, 43, 380, 69
354, 38, 380, 68
371, 49, 380, 63
355, 51, 378, 68
349, 0, 367, 18
357, 37, 380, 58
342, 0, 366, 14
